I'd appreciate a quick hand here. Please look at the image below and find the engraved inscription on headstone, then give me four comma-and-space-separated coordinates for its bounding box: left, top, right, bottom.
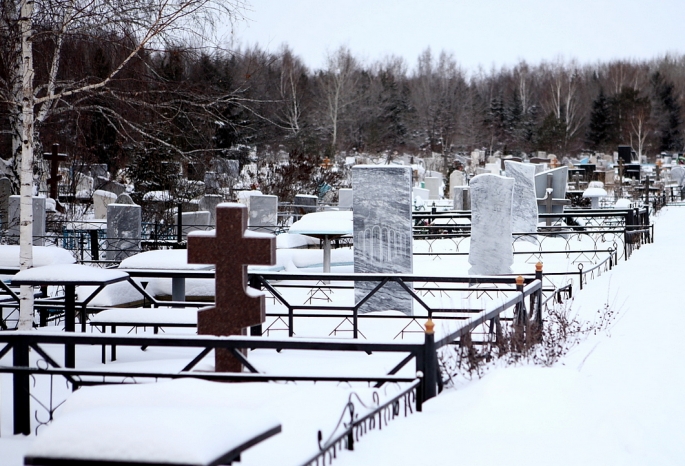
353, 166, 413, 315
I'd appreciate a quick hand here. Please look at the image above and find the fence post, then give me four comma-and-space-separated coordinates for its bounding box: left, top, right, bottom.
13, 337, 31, 435
535, 262, 543, 329
176, 203, 183, 244
248, 276, 262, 336
422, 319, 437, 402
89, 229, 99, 261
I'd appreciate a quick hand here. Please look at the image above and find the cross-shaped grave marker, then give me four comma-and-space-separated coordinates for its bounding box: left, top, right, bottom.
536, 173, 570, 226
188, 203, 276, 372
43, 143, 67, 201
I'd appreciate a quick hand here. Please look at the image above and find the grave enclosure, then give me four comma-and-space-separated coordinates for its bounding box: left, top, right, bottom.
0, 149, 673, 465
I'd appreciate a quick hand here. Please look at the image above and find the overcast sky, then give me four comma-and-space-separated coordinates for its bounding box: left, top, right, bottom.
227, 0, 684, 74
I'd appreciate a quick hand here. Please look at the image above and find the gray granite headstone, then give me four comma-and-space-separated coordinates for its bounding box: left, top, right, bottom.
338, 188, 353, 209
96, 177, 126, 196
107, 203, 141, 261
92, 190, 118, 219
115, 193, 135, 204
452, 186, 470, 210
248, 194, 278, 231
535, 166, 569, 220
505, 161, 538, 242
204, 171, 221, 195
8, 196, 46, 245
293, 194, 317, 221
468, 174, 514, 275
176, 210, 211, 236
87, 164, 109, 179
353, 165, 413, 315
199, 194, 223, 226
424, 177, 442, 200
449, 170, 466, 197
0, 177, 11, 230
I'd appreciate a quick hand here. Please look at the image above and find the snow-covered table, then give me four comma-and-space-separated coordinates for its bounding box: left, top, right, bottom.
288, 211, 353, 274
12, 264, 129, 367
119, 249, 213, 301
23, 379, 282, 466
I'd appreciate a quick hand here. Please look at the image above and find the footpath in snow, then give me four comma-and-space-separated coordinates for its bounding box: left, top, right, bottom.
335, 205, 685, 466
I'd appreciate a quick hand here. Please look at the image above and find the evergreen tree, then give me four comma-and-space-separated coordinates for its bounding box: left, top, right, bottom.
586, 88, 612, 150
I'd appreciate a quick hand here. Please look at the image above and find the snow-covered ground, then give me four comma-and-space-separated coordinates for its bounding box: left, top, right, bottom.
1, 208, 681, 465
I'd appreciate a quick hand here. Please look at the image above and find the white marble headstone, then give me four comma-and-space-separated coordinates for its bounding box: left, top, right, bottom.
93, 190, 118, 220
449, 170, 466, 197
505, 161, 538, 242
468, 174, 514, 275
248, 194, 278, 230
424, 177, 442, 200
338, 189, 353, 209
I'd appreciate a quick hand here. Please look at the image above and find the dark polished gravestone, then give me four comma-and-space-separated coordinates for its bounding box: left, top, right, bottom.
188, 203, 276, 372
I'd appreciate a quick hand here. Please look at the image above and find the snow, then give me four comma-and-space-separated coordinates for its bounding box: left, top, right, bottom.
4, 207, 685, 465
276, 233, 320, 249
119, 249, 213, 270
0, 245, 75, 269
27, 405, 278, 464
11, 263, 128, 284
288, 211, 353, 236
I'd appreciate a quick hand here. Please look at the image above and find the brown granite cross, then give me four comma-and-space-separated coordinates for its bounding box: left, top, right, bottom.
43, 143, 67, 200
188, 203, 276, 372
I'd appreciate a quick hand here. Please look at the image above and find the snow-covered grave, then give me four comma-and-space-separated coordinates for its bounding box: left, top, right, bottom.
0, 203, 668, 465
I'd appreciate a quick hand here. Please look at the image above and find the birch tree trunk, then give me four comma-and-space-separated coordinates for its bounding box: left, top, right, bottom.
18, 0, 35, 330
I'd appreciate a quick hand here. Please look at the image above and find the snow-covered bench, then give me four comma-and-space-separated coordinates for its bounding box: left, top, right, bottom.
23, 379, 281, 466
90, 307, 200, 363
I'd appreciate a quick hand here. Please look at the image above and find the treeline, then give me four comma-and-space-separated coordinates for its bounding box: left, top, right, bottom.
2, 37, 685, 197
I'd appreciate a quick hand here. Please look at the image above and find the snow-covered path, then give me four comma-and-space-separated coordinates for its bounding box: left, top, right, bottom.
335, 206, 685, 465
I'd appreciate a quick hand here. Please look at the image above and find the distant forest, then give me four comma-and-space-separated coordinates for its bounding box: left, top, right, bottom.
2, 36, 684, 194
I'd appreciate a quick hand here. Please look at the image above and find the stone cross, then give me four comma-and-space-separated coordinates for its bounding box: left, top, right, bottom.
536, 173, 570, 226
188, 203, 276, 372
43, 143, 67, 200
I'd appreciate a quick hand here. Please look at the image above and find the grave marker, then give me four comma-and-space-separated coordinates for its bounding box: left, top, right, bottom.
468, 174, 514, 275
353, 166, 413, 315
0, 177, 11, 230
505, 161, 538, 241
8, 196, 46, 245
188, 204, 276, 372
107, 203, 141, 261
43, 144, 67, 200
535, 166, 570, 226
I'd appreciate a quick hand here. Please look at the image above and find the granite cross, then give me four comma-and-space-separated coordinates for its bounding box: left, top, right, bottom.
188, 203, 275, 372
43, 143, 67, 200
536, 173, 570, 226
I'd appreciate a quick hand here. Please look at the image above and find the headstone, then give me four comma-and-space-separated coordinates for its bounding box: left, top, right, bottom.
449, 170, 466, 196
43, 144, 67, 200
535, 166, 570, 225
92, 190, 118, 219
75, 173, 94, 194
8, 196, 46, 245
293, 194, 317, 221
471, 150, 481, 167
115, 193, 135, 204
0, 177, 11, 229
452, 186, 470, 210
670, 166, 685, 185
468, 174, 514, 275
485, 163, 500, 175
96, 177, 126, 196
204, 172, 221, 194
424, 177, 442, 199
338, 188, 353, 209
188, 204, 276, 372
107, 203, 141, 261
87, 164, 108, 179
176, 211, 211, 236
248, 194, 278, 231
505, 161, 538, 241
353, 166, 413, 315
412, 187, 430, 204
199, 194, 223, 226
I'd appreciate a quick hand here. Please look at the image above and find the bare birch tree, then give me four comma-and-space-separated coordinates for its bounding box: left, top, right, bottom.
0, 0, 245, 329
